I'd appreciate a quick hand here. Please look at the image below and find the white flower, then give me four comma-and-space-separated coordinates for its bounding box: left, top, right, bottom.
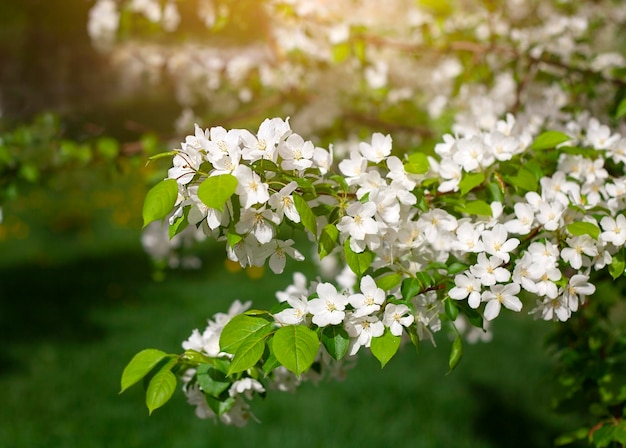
561, 274, 595, 312
308, 283, 349, 327
359, 133, 392, 163
268, 181, 300, 223
469, 253, 511, 286
241, 117, 291, 163
481, 283, 522, 321
233, 165, 270, 208
561, 235, 598, 269
600, 214, 626, 246
336, 202, 378, 244
266, 239, 304, 274
348, 275, 385, 317
344, 314, 385, 355
382, 304, 414, 336
235, 207, 278, 244
504, 202, 535, 235
279, 133, 314, 171
449, 273, 482, 309
273, 296, 308, 325
481, 224, 519, 263
229, 378, 265, 399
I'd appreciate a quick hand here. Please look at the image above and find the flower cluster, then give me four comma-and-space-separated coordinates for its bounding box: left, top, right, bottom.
133, 108, 626, 425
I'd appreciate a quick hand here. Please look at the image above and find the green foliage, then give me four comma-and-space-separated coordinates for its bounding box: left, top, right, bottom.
529, 131, 571, 150
146, 366, 177, 415
120, 348, 169, 393
142, 179, 178, 228
294, 194, 318, 237
273, 325, 320, 377
567, 222, 600, 239
448, 334, 463, 373
459, 172, 485, 195
343, 239, 373, 277
321, 325, 351, 361
370, 329, 401, 368
197, 174, 238, 212
318, 223, 339, 259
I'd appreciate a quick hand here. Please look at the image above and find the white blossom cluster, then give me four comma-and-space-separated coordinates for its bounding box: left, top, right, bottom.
86, 0, 626, 136
161, 107, 626, 424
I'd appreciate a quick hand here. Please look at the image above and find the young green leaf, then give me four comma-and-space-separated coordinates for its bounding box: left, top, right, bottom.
506, 166, 538, 192
459, 172, 485, 196
376, 272, 403, 291
219, 315, 273, 355
293, 194, 318, 237
445, 298, 459, 321
120, 349, 168, 393
344, 239, 373, 276
197, 174, 238, 212
529, 130, 570, 150
455, 199, 493, 216
146, 368, 177, 415
142, 179, 178, 228
566, 222, 600, 239
228, 336, 268, 375
405, 152, 429, 174
196, 364, 231, 398
318, 224, 339, 259
401, 277, 421, 301
321, 325, 350, 361
168, 207, 189, 240
609, 252, 626, 280
370, 329, 401, 368
448, 334, 463, 373
273, 325, 319, 377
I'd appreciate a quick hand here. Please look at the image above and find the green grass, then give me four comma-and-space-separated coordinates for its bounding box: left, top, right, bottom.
0, 196, 585, 448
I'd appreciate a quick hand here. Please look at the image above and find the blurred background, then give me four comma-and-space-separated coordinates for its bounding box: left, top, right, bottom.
0, 0, 586, 447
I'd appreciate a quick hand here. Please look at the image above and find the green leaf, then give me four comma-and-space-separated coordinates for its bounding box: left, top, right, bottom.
168, 207, 189, 240
318, 224, 339, 259
609, 252, 625, 280
146, 368, 177, 415
448, 334, 463, 373
228, 336, 268, 375
370, 329, 401, 368
227, 230, 243, 248
376, 272, 403, 291
206, 395, 236, 417
401, 277, 421, 301
219, 315, 273, 355
142, 179, 178, 228
566, 222, 600, 239
616, 97, 626, 120
455, 199, 492, 216
445, 299, 459, 321
273, 325, 319, 377
197, 174, 237, 213
344, 239, 373, 276
506, 166, 538, 192
529, 130, 570, 150
459, 172, 485, 196
321, 326, 350, 361
405, 152, 430, 174
196, 364, 231, 398
293, 194, 318, 237
591, 420, 626, 447
120, 349, 168, 393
